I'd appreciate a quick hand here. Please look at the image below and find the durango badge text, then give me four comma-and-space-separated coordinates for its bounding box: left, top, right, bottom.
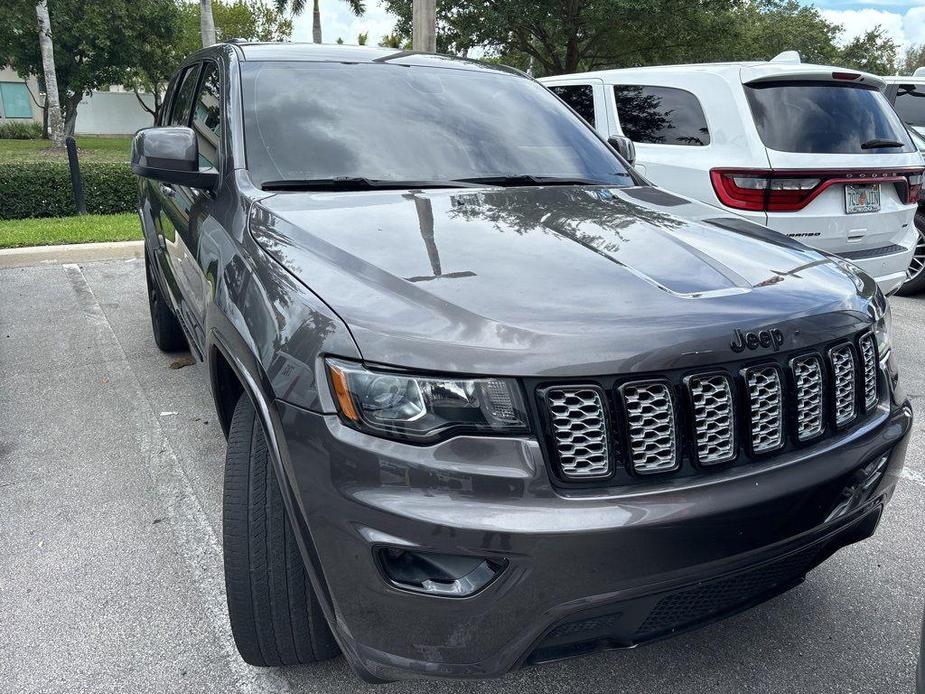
730, 327, 785, 353
130, 42, 912, 682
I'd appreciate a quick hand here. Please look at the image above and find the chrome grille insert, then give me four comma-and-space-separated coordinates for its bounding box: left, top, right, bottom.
744, 366, 783, 453
544, 387, 611, 479
829, 344, 857, 427
858, 333, 878, 412
791, 355, 824, 441
688, 375, 735, 465
620, 382, 678, 474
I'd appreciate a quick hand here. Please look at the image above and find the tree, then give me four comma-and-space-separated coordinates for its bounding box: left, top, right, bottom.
201, 0, 217, 46
34, 0, 63, 145
899, 44, 925, 76
124, 0, 292, 118
0, 0, 180, 136
837, 27, 897, 76
274, 0, 363, 45
381, 0, 898, 77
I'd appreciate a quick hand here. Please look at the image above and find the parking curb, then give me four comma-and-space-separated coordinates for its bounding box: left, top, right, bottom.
0, 239, 144, 269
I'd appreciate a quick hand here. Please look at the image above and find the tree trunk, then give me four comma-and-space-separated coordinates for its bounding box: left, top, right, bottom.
200, 0, 216, 47
35, 0, 64, 147
312, 0, 322, 44
412, 0, 436, 52
62, 92, 82, 138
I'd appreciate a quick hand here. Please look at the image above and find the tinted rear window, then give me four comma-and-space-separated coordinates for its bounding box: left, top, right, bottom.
892, 83, 925, 127
745, 82, 913, 153
613, 85, 710, 146
549, 84, 596, 127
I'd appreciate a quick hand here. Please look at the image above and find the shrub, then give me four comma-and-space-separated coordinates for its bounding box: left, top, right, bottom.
0, 121, 44, 140
0, 161, 137, 219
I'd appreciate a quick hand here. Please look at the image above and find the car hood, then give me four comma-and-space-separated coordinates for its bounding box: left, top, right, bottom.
250, 185, 877, 376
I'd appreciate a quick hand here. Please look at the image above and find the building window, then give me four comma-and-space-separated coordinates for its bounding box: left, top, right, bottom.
613, 85, 710, 146
0, 82, 33, 119
549, 84, 596, 128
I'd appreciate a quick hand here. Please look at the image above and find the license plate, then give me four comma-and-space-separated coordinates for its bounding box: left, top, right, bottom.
845, 184, 880, 214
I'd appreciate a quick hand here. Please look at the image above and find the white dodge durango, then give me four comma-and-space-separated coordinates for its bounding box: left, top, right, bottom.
542, 55, 924, 295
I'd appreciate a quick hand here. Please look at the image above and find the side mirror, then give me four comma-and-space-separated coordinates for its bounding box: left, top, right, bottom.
131, 126, 218, 190
608, 135, 636, 166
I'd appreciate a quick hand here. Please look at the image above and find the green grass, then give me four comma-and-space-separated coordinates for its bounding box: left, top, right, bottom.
0, 212, 140, 249
0, 135, 132, 164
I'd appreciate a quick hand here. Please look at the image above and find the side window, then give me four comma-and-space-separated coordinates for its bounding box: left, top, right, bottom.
613, 85, 710, 146
169, 65, 201, 127
893, 83, 925, 128
549, 84, 596, 128
191, 63, 222, 169
157, 74, 180, 126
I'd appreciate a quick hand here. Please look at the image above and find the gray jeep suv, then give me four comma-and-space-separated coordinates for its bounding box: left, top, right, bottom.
132, 42, 912, 682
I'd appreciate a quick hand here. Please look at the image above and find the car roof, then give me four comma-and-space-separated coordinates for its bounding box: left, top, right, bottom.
542, 60, 885, 89
227, 41, 526, 77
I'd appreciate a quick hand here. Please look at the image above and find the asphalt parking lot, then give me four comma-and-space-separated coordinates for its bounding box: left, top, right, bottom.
2, 256, 924, 694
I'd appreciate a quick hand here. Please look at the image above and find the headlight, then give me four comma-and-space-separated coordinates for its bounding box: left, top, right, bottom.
326, 359, 529, 442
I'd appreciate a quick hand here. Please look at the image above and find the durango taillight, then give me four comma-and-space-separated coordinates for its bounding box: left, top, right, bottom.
711, 168, 925, 212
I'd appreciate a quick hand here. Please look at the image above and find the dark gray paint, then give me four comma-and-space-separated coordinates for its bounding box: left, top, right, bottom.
134, 43, 913, 682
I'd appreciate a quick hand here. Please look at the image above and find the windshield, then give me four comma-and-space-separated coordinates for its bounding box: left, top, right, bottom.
745, 82, 914, 154
241, 61, 634, 188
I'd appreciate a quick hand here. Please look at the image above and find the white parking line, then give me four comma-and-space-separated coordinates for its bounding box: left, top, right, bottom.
63, 263, 293, 694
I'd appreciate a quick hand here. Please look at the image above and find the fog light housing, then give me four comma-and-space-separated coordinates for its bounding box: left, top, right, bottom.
377, 547, 505, 597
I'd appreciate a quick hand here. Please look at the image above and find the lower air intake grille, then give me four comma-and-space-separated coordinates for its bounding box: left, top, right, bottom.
792, 355, 824, 441
830, 344, 857, 427
858, 333, 878, 412
545, 387, 611, 479
620, 382, 678, 474
744, 366, 783, 453
688, 375, 735, 465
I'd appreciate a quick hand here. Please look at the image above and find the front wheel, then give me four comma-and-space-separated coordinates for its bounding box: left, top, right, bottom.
222, 394, 339, 666
144, 251, 187, 351
897, 210, 925, 296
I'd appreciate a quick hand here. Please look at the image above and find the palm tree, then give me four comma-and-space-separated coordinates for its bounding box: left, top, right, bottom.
200, 0, 216, 46
34, 0, 63, 147
276, 0, 364, 44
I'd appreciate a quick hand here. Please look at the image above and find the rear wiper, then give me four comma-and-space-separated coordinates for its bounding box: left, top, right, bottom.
261, 177, 482, 191
860, 138, 906, 149
453, 174, 614, 187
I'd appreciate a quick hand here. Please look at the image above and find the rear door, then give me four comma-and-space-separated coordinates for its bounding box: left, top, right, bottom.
742, 75, 922, 252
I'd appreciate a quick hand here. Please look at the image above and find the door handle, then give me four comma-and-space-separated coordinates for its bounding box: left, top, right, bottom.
159, 183, 176, 198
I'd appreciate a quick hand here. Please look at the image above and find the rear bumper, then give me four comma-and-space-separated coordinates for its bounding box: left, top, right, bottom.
841, 246, 912, 296
276, 399, 912, 682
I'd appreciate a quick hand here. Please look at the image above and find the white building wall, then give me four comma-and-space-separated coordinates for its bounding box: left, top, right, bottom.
74, 91, 155, 135
0, 66, 43, 124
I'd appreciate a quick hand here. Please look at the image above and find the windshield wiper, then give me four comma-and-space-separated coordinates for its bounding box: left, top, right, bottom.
860, 138, 906, 149
261, 177, 482, 191
452, 174, 617, 187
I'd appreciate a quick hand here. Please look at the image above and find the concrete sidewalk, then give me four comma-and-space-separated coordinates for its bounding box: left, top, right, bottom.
1, 257, 923, 694
0, 240, 143, 269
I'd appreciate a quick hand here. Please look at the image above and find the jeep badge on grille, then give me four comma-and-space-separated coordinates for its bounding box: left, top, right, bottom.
730, 328, 785, 353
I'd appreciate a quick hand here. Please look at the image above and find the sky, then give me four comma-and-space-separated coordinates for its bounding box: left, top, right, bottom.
290, 1, 925, 52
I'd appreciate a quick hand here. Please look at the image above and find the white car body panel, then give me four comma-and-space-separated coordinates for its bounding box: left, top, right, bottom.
542, 62, 925, 295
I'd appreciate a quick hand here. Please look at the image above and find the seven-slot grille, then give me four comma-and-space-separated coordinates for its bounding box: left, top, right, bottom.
688, 375, 735, 465
544, 387, 611, 479
542, 332, 881, 482
791, 355, 824, 441
829, 344, 857, 427
620, 382, 678, 474
858, 333, 878, 412
744, 366, 783, 453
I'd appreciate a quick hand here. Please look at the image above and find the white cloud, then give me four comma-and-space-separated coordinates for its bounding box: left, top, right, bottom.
820, 5, 925, 51
289, 1, 398, 46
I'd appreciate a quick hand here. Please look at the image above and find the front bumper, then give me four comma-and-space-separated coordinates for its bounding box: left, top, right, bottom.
275, 398, 912, 681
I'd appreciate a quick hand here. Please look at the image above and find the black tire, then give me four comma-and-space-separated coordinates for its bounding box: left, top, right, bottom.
222, 394, 339, 667
897, 210, 925, 296
144, 251, 187, 352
